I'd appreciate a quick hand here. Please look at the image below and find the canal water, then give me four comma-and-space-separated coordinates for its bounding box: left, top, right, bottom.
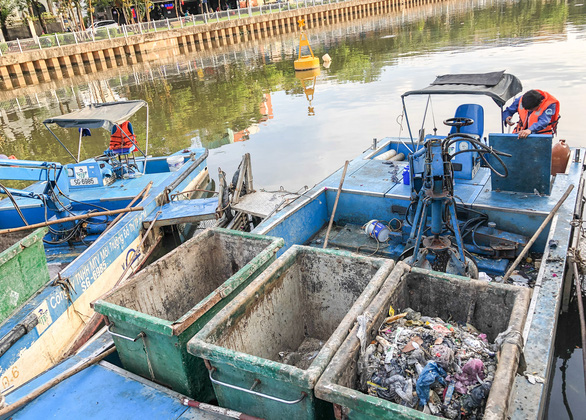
0, 0, 585, 416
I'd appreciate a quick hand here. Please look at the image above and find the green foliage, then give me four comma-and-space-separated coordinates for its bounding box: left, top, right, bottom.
0, 0, 16, 26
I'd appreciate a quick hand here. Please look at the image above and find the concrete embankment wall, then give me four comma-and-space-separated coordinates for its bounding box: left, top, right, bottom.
0, 0, 442, 90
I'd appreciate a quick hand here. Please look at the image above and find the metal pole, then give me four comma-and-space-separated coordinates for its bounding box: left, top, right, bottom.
144, 104, 150, 174
167, 18, 170, 30
107, 28, 111, 40
77, 129, 83, 162
17, 38, 22, 53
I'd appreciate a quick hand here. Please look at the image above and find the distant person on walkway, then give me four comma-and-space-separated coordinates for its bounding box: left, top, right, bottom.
503, 89, 560, 139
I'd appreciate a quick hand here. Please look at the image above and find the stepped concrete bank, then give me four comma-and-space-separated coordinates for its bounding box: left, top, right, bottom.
0, 0, 444, 90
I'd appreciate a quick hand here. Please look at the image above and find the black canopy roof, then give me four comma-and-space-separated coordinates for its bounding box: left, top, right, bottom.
401, 71, 523, 107
43, 100, 147, 131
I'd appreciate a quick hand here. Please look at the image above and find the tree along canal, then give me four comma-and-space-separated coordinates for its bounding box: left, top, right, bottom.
0, 0, 585, 416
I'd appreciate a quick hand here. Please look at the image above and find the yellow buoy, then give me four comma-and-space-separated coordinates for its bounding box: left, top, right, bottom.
294, 19, 320, 71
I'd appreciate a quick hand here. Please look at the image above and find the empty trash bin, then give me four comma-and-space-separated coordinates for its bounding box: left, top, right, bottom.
314, 262, 532, 419
187, 245, 394, 420
93, 228, 283, 402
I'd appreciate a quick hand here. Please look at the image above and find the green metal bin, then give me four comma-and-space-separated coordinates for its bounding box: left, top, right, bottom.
187, 245, 395, 420
314, 262, 532, 419
0, 228, 49, 324
93, 228, 283, 402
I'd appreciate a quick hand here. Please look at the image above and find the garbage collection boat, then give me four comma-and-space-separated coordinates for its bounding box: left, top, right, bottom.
1, 72, 583, 419
0, 101, 215, 394
246, 71, 584, 418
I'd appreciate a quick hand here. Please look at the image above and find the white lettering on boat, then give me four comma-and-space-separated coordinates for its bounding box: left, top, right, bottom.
67, 215, 144, 297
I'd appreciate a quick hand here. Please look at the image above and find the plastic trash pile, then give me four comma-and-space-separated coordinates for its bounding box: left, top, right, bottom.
358, 307, 498, 418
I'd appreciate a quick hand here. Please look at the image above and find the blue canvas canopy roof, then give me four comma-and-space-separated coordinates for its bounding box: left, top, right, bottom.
401, 71, 523, 107
43, 100, 147, 131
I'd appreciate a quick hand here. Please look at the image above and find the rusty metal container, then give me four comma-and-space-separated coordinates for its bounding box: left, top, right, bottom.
93, 228, 283, 402
314, 262, 532, 420
187, 245, 394, 420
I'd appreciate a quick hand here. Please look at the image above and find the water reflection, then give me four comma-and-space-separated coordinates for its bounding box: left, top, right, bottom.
0, 0, 584, 185
295, 68, 321, 116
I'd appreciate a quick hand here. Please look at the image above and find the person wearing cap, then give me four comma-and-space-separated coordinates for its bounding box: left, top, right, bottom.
503, 89, 560, 139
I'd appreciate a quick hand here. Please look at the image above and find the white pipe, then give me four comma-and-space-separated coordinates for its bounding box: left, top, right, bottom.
77, 128, 83, 162
143, 104, 149, 174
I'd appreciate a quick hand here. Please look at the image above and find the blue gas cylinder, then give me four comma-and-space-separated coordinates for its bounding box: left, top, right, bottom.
403, 165, 410, 185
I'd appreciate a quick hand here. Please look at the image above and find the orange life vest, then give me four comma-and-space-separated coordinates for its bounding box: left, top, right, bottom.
109, 121, 137, 150
514, 90, 560, 135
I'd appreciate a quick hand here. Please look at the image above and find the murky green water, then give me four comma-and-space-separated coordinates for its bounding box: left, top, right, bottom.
0, 0, 585, 415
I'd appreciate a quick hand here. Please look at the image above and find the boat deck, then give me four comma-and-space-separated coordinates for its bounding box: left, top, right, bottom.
256, 136, 583, 254
3, 333, 230, 420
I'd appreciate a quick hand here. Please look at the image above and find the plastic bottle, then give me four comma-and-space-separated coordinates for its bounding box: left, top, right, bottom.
551, 139, 570, 175
403, 165, 410, 185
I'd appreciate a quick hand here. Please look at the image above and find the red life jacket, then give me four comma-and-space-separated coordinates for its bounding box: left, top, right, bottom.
109, 121, 137, 150
514, 90, 560, 134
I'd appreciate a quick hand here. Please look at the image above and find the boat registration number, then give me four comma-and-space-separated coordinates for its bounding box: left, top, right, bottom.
70, 177, 99, 186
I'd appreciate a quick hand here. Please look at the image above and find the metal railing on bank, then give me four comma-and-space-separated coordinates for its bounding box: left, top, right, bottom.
0, 0, 337, 56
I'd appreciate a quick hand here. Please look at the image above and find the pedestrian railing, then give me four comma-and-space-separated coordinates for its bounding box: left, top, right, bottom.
0, 0, 341, 56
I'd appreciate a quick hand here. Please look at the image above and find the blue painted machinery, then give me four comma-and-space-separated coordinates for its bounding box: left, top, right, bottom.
403, 118, 510, 278
0, 159, 115, 243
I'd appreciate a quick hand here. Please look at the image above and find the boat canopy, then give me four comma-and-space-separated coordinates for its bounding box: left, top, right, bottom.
43, 100, 147, 131
401, 71, 523, 107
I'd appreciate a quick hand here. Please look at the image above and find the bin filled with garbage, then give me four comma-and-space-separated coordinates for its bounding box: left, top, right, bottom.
315, 262, 531, 419
93, 228, 283, 402
187, 245, 394, 420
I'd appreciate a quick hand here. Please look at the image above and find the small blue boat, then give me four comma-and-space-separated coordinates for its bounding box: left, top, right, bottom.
0, 101, 215, 393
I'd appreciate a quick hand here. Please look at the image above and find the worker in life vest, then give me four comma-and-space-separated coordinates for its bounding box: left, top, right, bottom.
109, 121, 137, 151
503, 89, 560, 139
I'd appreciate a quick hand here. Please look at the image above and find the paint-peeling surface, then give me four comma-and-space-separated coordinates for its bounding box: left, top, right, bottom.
0, 228, 49, 324
0, 149, 209, 393
314, 262, 531, 420
93, 228, 283, 401
188, 246, 394, 420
